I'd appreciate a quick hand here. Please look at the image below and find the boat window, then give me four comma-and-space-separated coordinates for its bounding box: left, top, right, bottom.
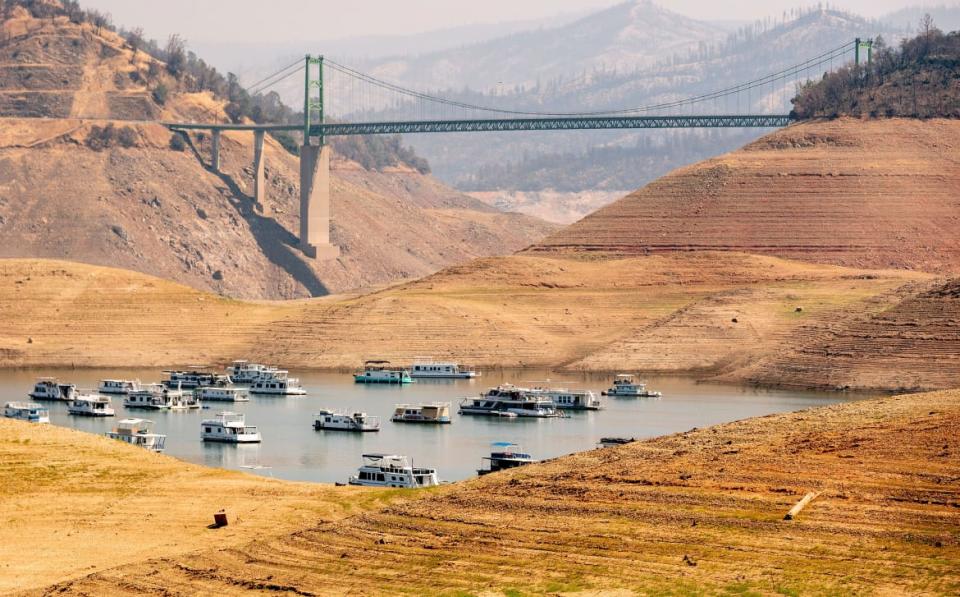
376, 473, 385, 482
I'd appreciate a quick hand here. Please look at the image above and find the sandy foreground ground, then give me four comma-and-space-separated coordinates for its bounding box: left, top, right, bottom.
0, 420, 405, 593
3, 389, 957, 595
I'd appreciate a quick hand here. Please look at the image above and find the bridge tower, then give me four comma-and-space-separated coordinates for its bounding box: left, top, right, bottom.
855, 38, 873, 66
299, 55, 339, 260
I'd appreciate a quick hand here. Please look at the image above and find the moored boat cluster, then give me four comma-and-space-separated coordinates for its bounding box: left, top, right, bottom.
5, 359, 660, 487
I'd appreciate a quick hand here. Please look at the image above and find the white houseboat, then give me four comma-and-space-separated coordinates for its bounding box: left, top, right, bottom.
125, 384, 198, 410
459, 385, 563, 418
602, 374, 662, 398
105, 419, 166, 452
249, 370, 306, 395
4, 402, 50, 423
225, 360, 277, 385
67, 394, 115, 417
97, 379, 142, 395
196, 386, 250, 402
163, 369, 230, 389
409, 359, 479, 379
348, 454, 440, 488
354, 361, 412, 384
530, 387, 603, 411
478, 442, 536, 476
29, 378, 77, 401
201, 412, 262, 443
391, 402, 452, 424
313, 409, 380, 432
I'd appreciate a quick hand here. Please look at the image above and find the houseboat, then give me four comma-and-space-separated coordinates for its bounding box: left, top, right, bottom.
313, 409, 380, 432
196, 386, 249, 402
530, 387, 603, 411
105, 419, 166, 452
67, 394, 115, 417
125, 384, 198, 410
29, 378, 77, 401
478, 442, 536, 475
458, 385, 563, 418
354, 361, 413, 384
225, 360, 277, 385
602, 374, 662, 398
4, 402, 50, 423
201, 412, 262, 443
249, 370, 306, 395
97, 379, 142, 395
162, 369, 230, 389
348, 454, 440, 488
391, 402, 452, 424
409, 359, 479, 379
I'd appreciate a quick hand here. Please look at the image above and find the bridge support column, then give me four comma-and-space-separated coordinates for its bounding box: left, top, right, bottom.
211, 130, 221, 172
299, 144, 339, 260
253, 130, 269, 215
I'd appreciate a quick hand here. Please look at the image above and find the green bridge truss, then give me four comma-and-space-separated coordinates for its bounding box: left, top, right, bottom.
168, 114, 794, 137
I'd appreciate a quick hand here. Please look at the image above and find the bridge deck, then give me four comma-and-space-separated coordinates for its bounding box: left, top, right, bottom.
166, 115, 794, 136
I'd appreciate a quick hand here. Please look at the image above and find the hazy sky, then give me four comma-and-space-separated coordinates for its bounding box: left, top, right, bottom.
82, 0, 938, 44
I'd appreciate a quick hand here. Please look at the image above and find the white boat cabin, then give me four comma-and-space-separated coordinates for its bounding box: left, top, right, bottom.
97, 379, 142, 395
201, 412, 262, 443
391, 402, 452, 423
197, 386, 250, 402
313, 409, 380, 432
250, 370, 306, 395
410, 360, 478, 379
348, 454, 440, 488
105, 419, 166, 452
4, 402, 50, 423
67, 394, 115, 417
226, 360, 277, 384
29, 378, 77, 401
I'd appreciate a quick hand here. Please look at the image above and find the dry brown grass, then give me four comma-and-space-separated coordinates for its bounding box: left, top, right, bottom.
0, 419, 405, 594
24, 390, 960, 596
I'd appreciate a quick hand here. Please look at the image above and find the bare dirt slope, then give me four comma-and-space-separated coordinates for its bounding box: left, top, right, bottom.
730, 278, 960, 392
0, 11, 555, 299
0, 418, 402, 594
31, 390, 960, 595
7, 257, 958, 395
529, 118, 960, 274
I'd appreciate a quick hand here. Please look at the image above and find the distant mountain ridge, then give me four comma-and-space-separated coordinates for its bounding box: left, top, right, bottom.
356, 1, 726, 93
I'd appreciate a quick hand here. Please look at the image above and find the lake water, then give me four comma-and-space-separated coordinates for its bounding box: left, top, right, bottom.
3, 369, 862, 483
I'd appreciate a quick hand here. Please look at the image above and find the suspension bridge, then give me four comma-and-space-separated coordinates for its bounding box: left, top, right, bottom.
166, 38, 872, 260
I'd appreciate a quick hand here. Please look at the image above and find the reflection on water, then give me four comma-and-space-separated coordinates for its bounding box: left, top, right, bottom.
2, 368, 864, 483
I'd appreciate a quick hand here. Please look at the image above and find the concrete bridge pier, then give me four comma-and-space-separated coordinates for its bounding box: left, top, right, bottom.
252, 131, 269, 215
211, 130, 221, 172
299, 144, 340, 260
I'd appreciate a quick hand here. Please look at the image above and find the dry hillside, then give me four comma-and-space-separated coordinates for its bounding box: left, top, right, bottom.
8, 256, 960, 393
0, 9, 555, 299
27, 390, 960, 595
529, 118, 960, 274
